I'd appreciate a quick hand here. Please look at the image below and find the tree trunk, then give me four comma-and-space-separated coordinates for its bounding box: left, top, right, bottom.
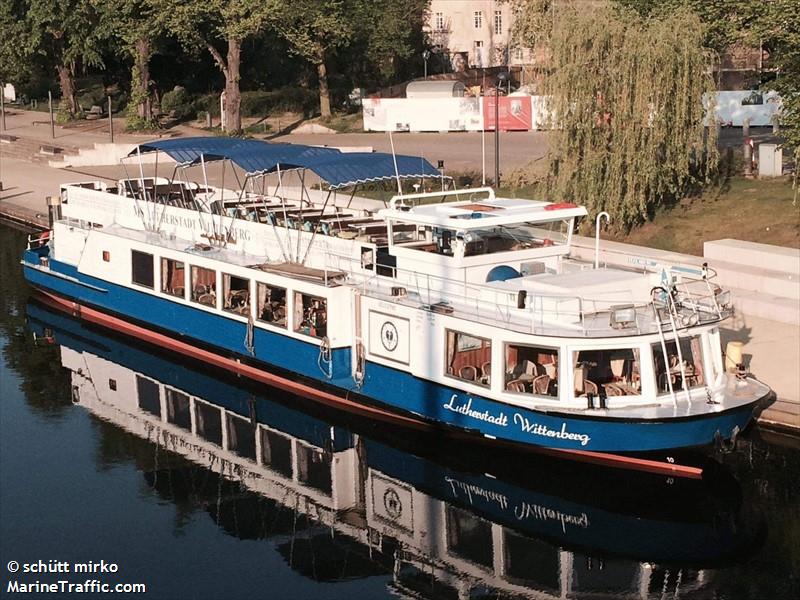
224, 38, 242, 133
316, 51, 331, 118
133, 37, 151, 121
56, 63, 77, 116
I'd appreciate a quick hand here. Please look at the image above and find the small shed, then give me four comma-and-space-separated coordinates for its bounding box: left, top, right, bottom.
406, 80, 466, 99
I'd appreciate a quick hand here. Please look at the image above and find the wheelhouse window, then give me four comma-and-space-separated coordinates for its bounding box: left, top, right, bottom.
652, 336, 705, 393
226, 414, 256, 461
505, 344, 558, 397
260, 429, 293, 477
165, 389, 191, 431
573, 348, 641, 397
131, 250, 154, 288
294, 292, 327, 338
190, 266, 216, 307
222, 273, 250, 315
446, 330, 491, 386
257, 283, 287, 327
161, 258, 185, 298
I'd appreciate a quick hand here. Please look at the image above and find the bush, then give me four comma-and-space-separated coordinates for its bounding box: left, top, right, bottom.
161, 86, 191, 119
193, 87, 319, 119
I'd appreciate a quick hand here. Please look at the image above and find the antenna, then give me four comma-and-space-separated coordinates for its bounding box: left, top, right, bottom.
388, 130, 403, 196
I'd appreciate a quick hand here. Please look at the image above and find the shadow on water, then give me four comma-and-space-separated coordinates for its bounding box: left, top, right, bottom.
2, 223, 799, 600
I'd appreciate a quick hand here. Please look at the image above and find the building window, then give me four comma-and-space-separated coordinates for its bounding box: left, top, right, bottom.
505, 344, 558, 397
257, 283, 287, 328
261, 429, 293, 477
222, 273, 250, 315
161, 257, 185, 298
294, 292, 327, 338
190, 266, 216, 307
102, 250, 110, 262
514, 47, 524, 60
474, 10, 482, 28
165, 389, 191, 431
131, 250, 154, 289
494, 10, 502, 35
573, 348, 642, 397
446, 330, 491, 387
652, 336, 705, 393
435, 11, 444, 30
226, 414, 256, 461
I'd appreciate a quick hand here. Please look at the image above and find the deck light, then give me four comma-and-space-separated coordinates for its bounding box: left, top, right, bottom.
609, 304, 636, 329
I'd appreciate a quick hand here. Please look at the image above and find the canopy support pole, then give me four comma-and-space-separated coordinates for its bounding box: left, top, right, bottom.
301, 188, 332, 265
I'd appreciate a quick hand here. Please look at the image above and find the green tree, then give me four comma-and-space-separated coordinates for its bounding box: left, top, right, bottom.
99, 0, 165, 127
25, 0, 106, 117
157, 0, 271, 133
520, 4, 718, 229
271, 0, 355, 118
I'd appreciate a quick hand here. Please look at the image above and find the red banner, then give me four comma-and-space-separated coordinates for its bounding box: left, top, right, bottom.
483, 96, 532, 131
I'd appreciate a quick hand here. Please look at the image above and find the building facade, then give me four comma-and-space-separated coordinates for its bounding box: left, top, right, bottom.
426, 1, 532, 71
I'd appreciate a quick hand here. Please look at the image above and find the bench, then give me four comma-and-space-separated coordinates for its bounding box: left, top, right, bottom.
85, 105, 104, 121
0, 133, 17, 143
39, 144, 62, 156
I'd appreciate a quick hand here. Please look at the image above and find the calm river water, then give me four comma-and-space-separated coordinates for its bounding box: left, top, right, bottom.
1, 225, 798, 600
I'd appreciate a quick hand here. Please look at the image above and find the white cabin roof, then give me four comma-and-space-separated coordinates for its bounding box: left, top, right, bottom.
378, 195, 587, 229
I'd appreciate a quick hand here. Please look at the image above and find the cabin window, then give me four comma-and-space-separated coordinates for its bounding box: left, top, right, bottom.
505, 343, 558, 397
222, 273, 250, 316
445, 330, 491, 386
361, 246, 375, 270
504, 531, 560, 590
226, 414, 256, 460
296, 444, 332, 495
161, 258, 185, 298
652, 336, 705, 393
445, 505, 493, 569
260, 429, 293, 477
136, 375, 160, 417
165, 389, 191, 431
194, 400, 222, 446
257, 283, 287, 328
573, 348, 641, 397
190, 266, 216, 307
294, 292, 327, 338
108, 379, 117, 391
131, 250, 154, 288
102, 251, 110, 262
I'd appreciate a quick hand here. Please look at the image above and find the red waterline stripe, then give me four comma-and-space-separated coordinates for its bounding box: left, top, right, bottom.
35, 290, 704, 480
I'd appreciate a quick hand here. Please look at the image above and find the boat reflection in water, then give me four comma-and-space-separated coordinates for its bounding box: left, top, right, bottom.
28, 302, 764, 600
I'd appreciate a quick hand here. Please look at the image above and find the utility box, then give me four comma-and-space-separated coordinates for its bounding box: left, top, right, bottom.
758, 143, 783, 177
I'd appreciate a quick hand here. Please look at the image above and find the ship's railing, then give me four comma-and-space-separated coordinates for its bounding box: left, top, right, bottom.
27, 231, 51, 250
322, 248, 732, 337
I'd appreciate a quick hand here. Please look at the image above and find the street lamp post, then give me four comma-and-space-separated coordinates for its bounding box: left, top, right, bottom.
422, 50, 431, 79
494, 71, 508, 187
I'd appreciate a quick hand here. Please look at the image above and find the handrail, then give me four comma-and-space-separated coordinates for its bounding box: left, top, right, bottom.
388, 186, 495, 210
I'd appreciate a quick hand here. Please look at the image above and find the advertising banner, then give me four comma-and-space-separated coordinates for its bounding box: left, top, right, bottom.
482, 95, 533, 131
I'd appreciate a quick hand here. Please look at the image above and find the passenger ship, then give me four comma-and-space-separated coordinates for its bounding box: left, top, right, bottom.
22, 137, 770, 454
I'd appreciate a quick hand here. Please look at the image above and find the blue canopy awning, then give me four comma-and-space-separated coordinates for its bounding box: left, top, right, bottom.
302, 152, 443, 190
132, 137, 341, 175
130, 137, 443, 188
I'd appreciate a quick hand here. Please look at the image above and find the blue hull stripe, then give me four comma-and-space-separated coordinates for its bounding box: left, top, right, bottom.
23, 254, 758, 453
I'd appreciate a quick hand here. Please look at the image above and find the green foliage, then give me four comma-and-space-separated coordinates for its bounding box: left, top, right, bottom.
160, 86, 191, 118
520, 4, 719, 230
193, 88, 318, 119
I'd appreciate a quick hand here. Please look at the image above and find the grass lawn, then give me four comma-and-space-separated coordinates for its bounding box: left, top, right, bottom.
606, 176, 799, 255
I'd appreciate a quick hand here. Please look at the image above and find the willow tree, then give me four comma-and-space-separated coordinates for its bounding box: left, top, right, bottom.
523, 5, 718, 229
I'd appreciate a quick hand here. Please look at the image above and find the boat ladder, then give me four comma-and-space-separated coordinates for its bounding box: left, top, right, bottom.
651, 287, 691, 407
